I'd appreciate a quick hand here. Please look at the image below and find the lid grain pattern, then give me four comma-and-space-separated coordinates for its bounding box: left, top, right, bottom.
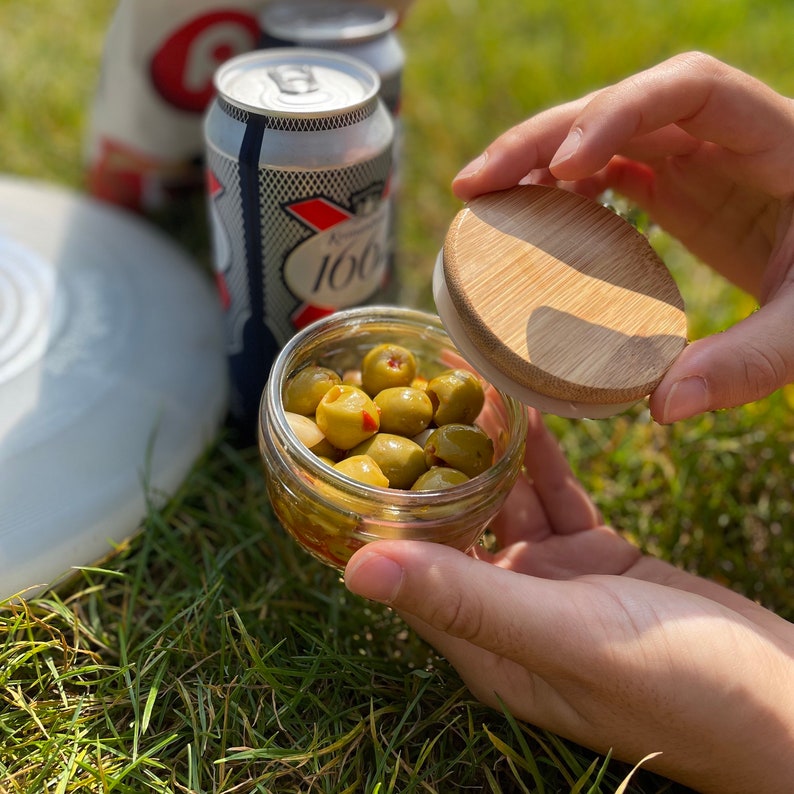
442, 185, 688, 405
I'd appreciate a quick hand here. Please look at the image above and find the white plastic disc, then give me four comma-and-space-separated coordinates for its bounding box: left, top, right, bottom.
0, 176, 228, 600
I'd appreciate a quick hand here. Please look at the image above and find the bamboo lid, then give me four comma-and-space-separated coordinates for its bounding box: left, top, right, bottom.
433, 185, 688, 419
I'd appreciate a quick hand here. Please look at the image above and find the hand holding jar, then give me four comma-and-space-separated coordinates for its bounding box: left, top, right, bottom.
344, 405, 794, 794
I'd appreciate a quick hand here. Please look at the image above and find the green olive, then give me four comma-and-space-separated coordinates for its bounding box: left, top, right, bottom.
424, 423, 494, 478
287, 342, 499, 492
426, 369, 485, 426
411, 467, 470, 491
315, 384, 380, 450
361, 343, 417, 396
373, 386, 434, 437
350, 433, 427, 489
283, 365, 341, 415
334, 455, 389, 487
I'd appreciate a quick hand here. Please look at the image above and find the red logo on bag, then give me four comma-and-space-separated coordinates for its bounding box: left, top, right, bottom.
150, 10, 259, 113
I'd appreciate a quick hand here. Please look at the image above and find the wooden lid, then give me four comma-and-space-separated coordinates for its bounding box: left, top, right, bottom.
436, 185, 687, 418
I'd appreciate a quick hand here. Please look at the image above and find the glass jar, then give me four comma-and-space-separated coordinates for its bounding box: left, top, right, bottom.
258, 306, 528, 570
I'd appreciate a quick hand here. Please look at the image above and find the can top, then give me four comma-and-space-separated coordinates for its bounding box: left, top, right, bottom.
214, 48, 380, 117
260, 1, 398, 44
433, 185, 688, 419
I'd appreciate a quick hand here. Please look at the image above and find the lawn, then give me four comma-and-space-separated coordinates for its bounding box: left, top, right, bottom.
1, 1, 793, 792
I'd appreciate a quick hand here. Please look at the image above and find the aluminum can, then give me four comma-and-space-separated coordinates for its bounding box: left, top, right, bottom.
204, 49, 394, 431
259, 2, 405, 306
258, 1, 404, 117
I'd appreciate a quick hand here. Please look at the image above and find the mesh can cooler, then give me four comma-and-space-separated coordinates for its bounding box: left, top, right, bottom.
204, 49, 394, 434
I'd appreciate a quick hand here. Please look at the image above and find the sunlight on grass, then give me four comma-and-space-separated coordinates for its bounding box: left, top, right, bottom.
1, 0, 792, 791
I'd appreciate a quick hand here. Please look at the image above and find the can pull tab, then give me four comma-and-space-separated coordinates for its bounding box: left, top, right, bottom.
268, 65, 319, 95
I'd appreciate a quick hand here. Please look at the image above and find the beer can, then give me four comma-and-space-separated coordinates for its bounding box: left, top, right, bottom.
258, 1, 404, 117
204, 49, 394, 432
259, 2, 406, 305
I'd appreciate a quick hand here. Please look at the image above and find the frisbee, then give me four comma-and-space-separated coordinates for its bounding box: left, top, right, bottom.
0, 176, 227, 600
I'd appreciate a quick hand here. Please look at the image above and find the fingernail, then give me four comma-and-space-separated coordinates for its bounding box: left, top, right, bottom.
344, 551, 404, 604
550, 128, 582, 169
455, 152, 487, 180
662, 376, 709, 423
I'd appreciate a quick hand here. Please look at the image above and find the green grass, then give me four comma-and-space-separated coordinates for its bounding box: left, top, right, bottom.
2, 1, 793, 792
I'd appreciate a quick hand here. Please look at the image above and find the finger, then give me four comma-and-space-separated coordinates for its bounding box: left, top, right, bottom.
650, 293, 794, 422
454, 52, 794, 202
489, 407, 600, 548
451, 98, 589, 200
506, 523, 641, 575
488, 468, 550, 546
519, 409, 602, 534
599, 153, 778, 296
343, 540, 597, 668
549, 52, 794, 194
453, 109, 701, 201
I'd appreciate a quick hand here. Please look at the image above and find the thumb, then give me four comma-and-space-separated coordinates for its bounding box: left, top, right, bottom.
343, 540, 584, 665
650, 296, 794, 423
